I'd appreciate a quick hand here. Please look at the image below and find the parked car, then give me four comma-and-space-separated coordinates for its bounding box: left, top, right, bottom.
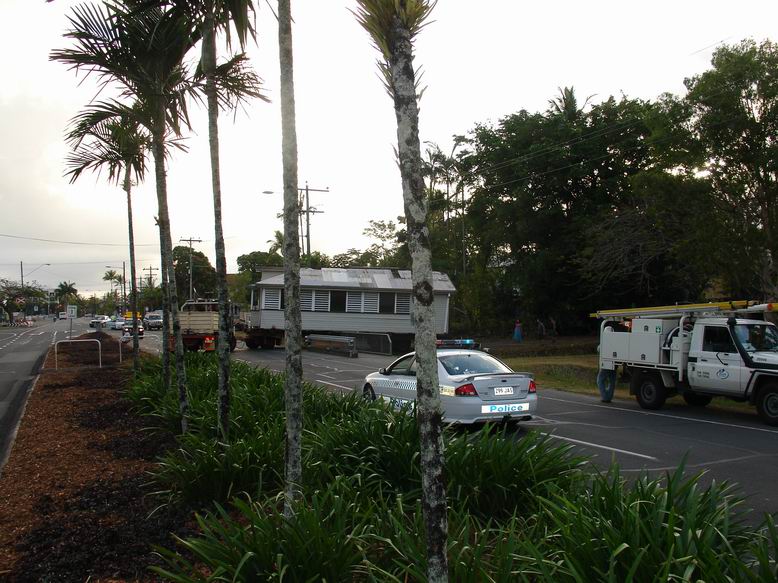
89, 315, 111, 328
363, 345, 537, 424
144, 313, 163, 330
58, 311, 68, 320
123, 322, 144, 337
110, 318, 126, 330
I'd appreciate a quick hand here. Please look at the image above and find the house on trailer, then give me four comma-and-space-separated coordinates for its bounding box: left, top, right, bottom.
246, 267, 456, 354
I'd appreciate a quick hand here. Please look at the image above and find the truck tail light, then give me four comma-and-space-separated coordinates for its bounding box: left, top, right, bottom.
455, 383, 478, 396
528, 379, 537, 393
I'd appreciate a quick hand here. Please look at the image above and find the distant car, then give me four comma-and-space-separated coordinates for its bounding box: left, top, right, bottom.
58, 312, 68, 321
110, 318, 126, 330
363, 345, 538, 424
144, 313, 163, 330
90, 315, 111, 328
123, 322, 144, 337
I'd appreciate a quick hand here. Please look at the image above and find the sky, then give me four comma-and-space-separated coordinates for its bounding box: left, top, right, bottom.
1, 0, 777, 297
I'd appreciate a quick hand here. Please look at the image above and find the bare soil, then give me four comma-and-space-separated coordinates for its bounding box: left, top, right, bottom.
0, 332, 193, 582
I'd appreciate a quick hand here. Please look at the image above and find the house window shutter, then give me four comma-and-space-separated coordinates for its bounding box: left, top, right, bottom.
363, 292, 379, 313
346, 292, 362, 313
262, 288, 281, 310
395, 293, 411, 314
314, 290, 330, 312
300, 289, 313, 311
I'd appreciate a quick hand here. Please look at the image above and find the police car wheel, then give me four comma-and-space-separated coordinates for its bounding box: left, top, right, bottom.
363, 384, 376, 401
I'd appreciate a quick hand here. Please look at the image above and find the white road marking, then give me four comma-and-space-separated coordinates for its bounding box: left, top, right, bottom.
542, 432, 659, 461
620, 453, 768, 473
542, 395, 778, 435
318, 380, 355, 392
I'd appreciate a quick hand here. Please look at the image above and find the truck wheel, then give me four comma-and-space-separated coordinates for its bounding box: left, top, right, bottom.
229, 336, 237, 352
635, 373, 666, 410
683, 392, 712, 407
245, 337, 259, 350
756, 384, 778, 426
261, 337, 275, 350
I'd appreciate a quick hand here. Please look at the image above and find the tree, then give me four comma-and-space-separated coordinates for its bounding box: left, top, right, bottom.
172, 245, 217, 299
354, 2, 448, 580
52, 1, 197, 431
56, 281, 78, 305
197, 0, 266, 441
0, 280, 44, 321
65, 101, 152, 374
685, 39, 778, 297
278, 0, 304, 518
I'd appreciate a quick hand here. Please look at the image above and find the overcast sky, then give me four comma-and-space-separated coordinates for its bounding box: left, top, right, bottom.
1, 0, 777, 297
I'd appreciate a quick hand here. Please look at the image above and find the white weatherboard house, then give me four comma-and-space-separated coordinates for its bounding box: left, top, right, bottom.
246, 267, 456, 353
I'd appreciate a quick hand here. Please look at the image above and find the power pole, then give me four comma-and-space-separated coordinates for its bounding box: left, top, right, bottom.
179, 237, 202, 300
299, 182, 328, 258
143, 265, 159, 288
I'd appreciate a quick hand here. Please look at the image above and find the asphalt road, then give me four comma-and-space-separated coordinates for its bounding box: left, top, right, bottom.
0, 317, 90, 472
132, 330, 778, 518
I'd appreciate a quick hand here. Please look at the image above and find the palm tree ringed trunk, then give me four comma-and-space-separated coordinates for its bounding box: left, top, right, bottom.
388, 16, 449, 583
160, 236, 171, 390
151, 101, 189, 433
123, 165, 140, 375
278, 0, 304, 518
201, 11, 231, 442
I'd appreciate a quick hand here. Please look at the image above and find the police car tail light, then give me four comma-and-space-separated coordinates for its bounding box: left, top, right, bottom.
455, 383, 478, 396
528, 380, 537, 393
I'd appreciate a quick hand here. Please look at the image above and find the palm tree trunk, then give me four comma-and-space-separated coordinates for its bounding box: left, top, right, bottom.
278, 0, 304, 518
123, 165, 140, 376
388, 17, 449, 583
160, 241, 171, 390
202, 10, 231, 442
152, 102, 188, 433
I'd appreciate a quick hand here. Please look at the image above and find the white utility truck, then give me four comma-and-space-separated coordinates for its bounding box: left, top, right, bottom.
170, 300, 236, 352
594, 301, 778, 426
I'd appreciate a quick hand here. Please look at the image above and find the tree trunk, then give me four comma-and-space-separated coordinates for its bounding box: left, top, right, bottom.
123, 165, 140, 376
278, 0, 304, 519
202, 10, 231, 442
388, 16, 449, 583
160, 242, 171, 391
152, 102, 188, 433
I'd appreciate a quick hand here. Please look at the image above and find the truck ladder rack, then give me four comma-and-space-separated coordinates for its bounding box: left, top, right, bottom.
590, 300, 765, 319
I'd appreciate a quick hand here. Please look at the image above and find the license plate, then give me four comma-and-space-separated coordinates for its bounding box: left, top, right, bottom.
481, 403, 529, 414
493, 386, 514, 396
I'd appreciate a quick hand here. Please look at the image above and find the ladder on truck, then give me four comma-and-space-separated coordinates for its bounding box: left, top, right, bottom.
590, 300, 774, 320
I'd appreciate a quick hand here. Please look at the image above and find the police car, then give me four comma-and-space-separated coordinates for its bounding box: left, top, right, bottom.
362, 339, 537, 424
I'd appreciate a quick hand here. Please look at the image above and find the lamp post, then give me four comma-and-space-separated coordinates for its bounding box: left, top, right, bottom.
20, 262, 50, 317
105, 262, 126, 315
262, 182, 329, 257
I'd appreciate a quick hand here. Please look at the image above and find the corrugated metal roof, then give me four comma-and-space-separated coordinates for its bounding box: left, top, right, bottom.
252, 267, 456, 292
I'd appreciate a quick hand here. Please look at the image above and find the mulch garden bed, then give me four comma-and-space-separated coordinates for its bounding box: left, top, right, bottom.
0, 332, 193, 582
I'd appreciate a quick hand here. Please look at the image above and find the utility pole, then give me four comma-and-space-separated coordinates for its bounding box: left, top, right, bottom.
143, 265, 159, 288
299, 182, 328, 258
179, 237, 202, 300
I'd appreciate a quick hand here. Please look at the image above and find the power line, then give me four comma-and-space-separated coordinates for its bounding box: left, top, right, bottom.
0, 232, 158, 247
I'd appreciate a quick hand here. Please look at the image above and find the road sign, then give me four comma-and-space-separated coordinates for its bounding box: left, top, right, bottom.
67, 305, 77, 319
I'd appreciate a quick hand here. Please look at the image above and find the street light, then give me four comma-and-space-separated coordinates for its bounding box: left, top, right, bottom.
20, 262, 50, 317
105, 262, 126, 315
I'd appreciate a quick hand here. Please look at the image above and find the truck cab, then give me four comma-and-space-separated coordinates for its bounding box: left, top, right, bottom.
595, 302, 778, 426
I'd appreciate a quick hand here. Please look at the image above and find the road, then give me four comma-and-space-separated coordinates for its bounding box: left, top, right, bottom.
0, 317, 90, 471
124, 329, 778, 518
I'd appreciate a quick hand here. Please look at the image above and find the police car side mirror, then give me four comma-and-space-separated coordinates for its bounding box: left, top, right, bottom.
379, 367, 387, 375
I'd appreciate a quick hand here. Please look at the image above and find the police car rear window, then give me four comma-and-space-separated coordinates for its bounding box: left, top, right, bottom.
439, 354, 511, 375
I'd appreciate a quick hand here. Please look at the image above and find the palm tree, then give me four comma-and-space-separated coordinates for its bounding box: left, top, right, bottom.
65, 105, 150, 374
548, 86, 593, 122
354, 1, 448, 580
56, 281, 78, 306
51, 1, 197, 432
267, 230, 284, 257
277, 0, 304, 518
188, 0, 266, 441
